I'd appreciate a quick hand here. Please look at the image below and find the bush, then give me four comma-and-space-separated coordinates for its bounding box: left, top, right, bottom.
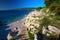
45, 0, 60, 6
28, 30, 34, 40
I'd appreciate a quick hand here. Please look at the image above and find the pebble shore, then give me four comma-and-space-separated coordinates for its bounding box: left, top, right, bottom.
7, 18, 28, 40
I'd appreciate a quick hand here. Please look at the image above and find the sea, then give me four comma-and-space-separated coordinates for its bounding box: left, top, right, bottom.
0, 9, 33, 40
0, 9, 33, 24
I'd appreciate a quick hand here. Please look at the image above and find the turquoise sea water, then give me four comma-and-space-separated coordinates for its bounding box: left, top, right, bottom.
0, 9, 33, 24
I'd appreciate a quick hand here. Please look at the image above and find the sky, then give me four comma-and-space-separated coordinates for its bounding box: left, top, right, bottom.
0, 0, 45, 10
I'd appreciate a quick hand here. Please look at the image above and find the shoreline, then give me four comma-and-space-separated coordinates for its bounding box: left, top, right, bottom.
6, 16, 28, 40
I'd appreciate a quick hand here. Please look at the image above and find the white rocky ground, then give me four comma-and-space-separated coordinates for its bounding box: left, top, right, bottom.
6, 9, 60, 40
6, 18, 28, 40
24, 9, 60, 40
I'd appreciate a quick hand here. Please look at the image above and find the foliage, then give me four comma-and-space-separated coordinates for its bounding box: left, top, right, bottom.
47, 34, 59, 40
25, 0, 60, 39
45, 0, 60, 6
28, 30, 34, 40
40, 17, 51, 27
36, 7, 43, 11
9, 37, 15, 40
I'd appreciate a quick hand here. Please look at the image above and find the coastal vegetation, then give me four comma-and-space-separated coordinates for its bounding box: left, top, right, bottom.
1, 0, 60, 40
36, 7, 43, 11
25, 0, 60, 40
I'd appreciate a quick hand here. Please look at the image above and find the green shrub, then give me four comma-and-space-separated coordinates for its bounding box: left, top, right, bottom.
28, 30, 34, 40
